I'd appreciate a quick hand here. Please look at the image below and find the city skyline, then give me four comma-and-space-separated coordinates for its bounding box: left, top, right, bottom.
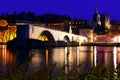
0, 0, 120, 20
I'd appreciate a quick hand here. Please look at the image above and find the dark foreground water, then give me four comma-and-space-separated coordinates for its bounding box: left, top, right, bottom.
0, 45, 120, 77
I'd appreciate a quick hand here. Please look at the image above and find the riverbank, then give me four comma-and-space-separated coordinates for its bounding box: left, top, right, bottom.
1, 63, 120, 80
7, 38, 80, 48
81, 42, 120, 46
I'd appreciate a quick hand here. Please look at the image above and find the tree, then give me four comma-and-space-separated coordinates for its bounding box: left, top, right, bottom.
18, 11, 26, 20
25, 11, 36, 21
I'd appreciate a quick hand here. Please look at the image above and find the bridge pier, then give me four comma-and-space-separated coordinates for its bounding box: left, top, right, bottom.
7, 24, 46, 48
7, 24, 29, 48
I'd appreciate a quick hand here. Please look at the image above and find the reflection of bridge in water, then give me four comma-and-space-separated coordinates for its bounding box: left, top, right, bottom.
0, 45, 119, 76
7, 24, 87, 48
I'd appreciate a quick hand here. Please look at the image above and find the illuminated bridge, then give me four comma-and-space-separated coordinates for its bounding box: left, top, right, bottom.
7, 23, 87, 48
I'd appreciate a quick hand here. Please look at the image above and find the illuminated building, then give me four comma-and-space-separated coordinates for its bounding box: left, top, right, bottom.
79, 29, 93, 42
93, 9, 110, 34
93, 8, 110, 29
110, 21, 120, 35
110, 21, 120, 42
63, 20, 93, 42
0, 19, 8, 27
47, 22, 65, 30
64, 20, 91, 35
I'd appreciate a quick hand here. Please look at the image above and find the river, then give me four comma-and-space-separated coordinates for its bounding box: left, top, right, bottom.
0, 45, 120, 77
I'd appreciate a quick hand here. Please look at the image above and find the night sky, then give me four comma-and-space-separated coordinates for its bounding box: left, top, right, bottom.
0, 0, 120, 20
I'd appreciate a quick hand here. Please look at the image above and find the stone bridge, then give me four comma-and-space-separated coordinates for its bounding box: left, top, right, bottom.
29, 24, 87, 45
7, 24, 87, 48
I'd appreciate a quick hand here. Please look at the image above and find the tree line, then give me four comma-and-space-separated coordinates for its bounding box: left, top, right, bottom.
0, 11, 71, 23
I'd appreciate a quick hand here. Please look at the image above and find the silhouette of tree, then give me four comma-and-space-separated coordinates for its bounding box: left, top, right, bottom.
0, 13, 5, 19
40, 13, 71, 23
61, 15, 71, 21
0, 12, 72, 23
18, 11, 26, 20
36, 15, 43, 22
25, 11, 36, 21
4, 12, 9, 20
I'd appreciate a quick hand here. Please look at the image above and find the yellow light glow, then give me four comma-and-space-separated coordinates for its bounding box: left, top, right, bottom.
38, 36, 48, 41
9, 34, 16, 41
94, 46, 97, 67
0, 27, 16, 42
106, 23, 111, 29
46, 49, 48, 67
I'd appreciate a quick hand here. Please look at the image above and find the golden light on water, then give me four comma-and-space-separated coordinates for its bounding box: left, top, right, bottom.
65, 47, 68, 74
106, 23, 111, 29
0, 45, 14, 74
27, 50, 42, 74
52, 48, 65, 65
46, 49, 48, 67
90, 46, 94, 67
113, 46, 117, 68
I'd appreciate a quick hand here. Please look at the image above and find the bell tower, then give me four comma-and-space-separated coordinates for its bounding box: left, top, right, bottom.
93, 8, 101, 25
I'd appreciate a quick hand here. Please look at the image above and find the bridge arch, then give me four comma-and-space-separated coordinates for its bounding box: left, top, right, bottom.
39, 30, 55, 46
64, 35, 70, 43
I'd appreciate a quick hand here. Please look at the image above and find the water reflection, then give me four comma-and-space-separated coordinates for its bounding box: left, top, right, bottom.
77, 47, 80, 73
46, 49, 48, 67
97, 47, 105, 66
65, 47, 69, 74
117, 47, 120, 64
94, 46, 114, 68
64, 47, 80, 74
0, 45, 120, 76
0, 45, 15, 76
27, 49, 45, 74
94, 46, 97, 67
26, 46, 120, 74
113, 46, 117, 68
104, 51, 113, 68
51, 48, 65, 73
67, 47, 77, 72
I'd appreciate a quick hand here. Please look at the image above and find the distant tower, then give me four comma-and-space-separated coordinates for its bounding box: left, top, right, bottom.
69, 22, 72, 34
93, 8, 101, 25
